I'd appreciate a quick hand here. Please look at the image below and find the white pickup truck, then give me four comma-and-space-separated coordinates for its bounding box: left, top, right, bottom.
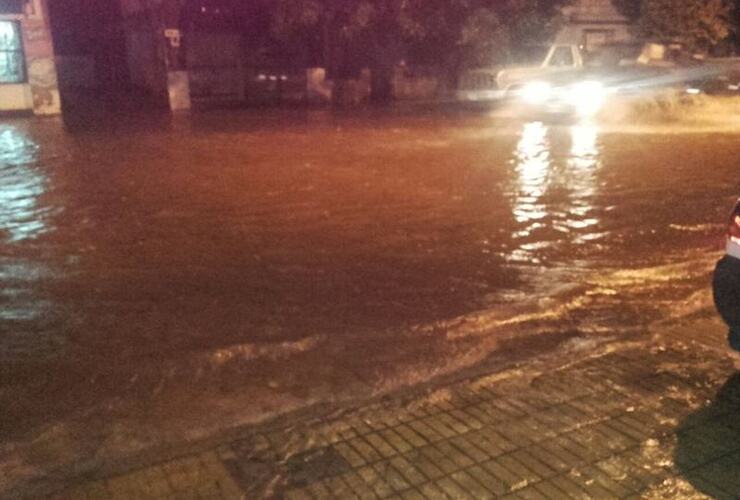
457, 44, 585, 101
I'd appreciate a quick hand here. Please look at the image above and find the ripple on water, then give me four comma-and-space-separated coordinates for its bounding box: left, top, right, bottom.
0, 126, 56, 243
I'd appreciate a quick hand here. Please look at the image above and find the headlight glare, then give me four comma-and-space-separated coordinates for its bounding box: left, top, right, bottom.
521, 81, 552, 104
567, 81, 607, 117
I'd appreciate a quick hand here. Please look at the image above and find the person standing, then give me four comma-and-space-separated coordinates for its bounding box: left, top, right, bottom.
713, 199, 740, 367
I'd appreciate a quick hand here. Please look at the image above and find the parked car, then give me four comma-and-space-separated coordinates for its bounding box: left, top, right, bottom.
713, 198, 740, 357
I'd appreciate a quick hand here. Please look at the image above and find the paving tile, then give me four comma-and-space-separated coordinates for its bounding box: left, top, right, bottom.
558, 431, 606, 462
481, 459, 521, 491
402, 449, 445, 480
525, 442, 572, 474
497, 454, 541, 487
604, 415, 652, 442
589, 420, 638, 453
373, 461, 411, 493
434, 440, 475, 469
449, 470, 494, 499
463, 404, 492, 426
418, 481, 449, 499
464, 464, 508, 496
306, 480, 333, 499
342, 471, 379, 500
336, 441, 368, 468
476, 427, 517, 455
365, 433, 400, 459
427, 413, 465, 437
324, 474, 358, 499
418, 444, 459, 476
349, 437, 385, 463
447, 435, 490, 463
357, 465, 395, 499
394, 424, 428, 448
509, 449, 557, 479
399, 488, 426, 500
513, 484, 550, 500
547, 474, 590, 499
379, 428, 414, 454
388, 456, 427, 487
449, 409, 483, 431
595, 453, 656, 493
491, 418, 536, 447
532, 479, 571, 499
577, 464, 634, 498
435, 476, 475, 500
407, 419, 445, 443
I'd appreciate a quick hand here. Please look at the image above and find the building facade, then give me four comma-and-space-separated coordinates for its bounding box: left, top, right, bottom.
0, 0, 60, 114
558, 0, 633, 51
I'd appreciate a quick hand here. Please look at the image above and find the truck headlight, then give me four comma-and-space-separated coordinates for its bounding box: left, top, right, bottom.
567, 81, 606, 117
521, 81, 552, 104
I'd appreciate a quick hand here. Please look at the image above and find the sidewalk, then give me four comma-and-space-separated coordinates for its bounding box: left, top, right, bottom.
40, 316, 740, 500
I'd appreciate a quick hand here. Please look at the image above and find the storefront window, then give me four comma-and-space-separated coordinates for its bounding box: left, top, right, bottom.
0, 20, 24, 83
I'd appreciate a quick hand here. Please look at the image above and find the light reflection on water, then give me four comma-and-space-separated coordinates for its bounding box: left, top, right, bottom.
512, 121, 550, 226
509, 121, 601, 263
0, 126, 63, 359
0, 126, 52, 243
564, 124, 600, 231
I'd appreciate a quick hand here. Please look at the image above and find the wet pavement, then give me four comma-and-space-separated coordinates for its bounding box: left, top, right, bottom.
28, 316, 740, 499
0, 107, 739, 495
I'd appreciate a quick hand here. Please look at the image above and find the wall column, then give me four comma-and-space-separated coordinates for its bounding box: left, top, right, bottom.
159, 0, 190, 111
22, 0, 60, 115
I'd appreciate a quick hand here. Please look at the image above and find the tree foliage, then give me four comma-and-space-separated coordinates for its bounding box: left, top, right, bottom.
269, 0, 572, 80
612, 0, 733, 50
641, 0, 732, 49
611, 0, 641, 21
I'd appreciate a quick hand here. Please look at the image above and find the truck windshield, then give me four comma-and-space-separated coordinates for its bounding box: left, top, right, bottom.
548, 46, 574, 67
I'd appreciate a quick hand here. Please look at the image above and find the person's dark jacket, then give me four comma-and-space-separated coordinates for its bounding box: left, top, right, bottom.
714, 255, 740, 349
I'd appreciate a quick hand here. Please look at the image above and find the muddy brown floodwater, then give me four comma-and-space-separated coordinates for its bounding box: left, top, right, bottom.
1, 107, 738, 495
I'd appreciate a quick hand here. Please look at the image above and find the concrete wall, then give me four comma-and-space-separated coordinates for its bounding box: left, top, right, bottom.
0, 83, 33, 111
0, 0, 60, 115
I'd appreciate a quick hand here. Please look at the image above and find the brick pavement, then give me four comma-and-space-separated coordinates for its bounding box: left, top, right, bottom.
40, 317, 740, 499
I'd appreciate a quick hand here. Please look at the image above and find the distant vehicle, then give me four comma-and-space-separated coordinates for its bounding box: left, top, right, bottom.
247, 70, 306, 105
682, 69, 740, 96
713, 198, 740, 355
457, 44, 585, 102
456, 41, 733, 116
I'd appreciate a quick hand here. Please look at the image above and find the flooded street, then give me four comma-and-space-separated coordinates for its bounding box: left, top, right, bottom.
1, 108, 738, 494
